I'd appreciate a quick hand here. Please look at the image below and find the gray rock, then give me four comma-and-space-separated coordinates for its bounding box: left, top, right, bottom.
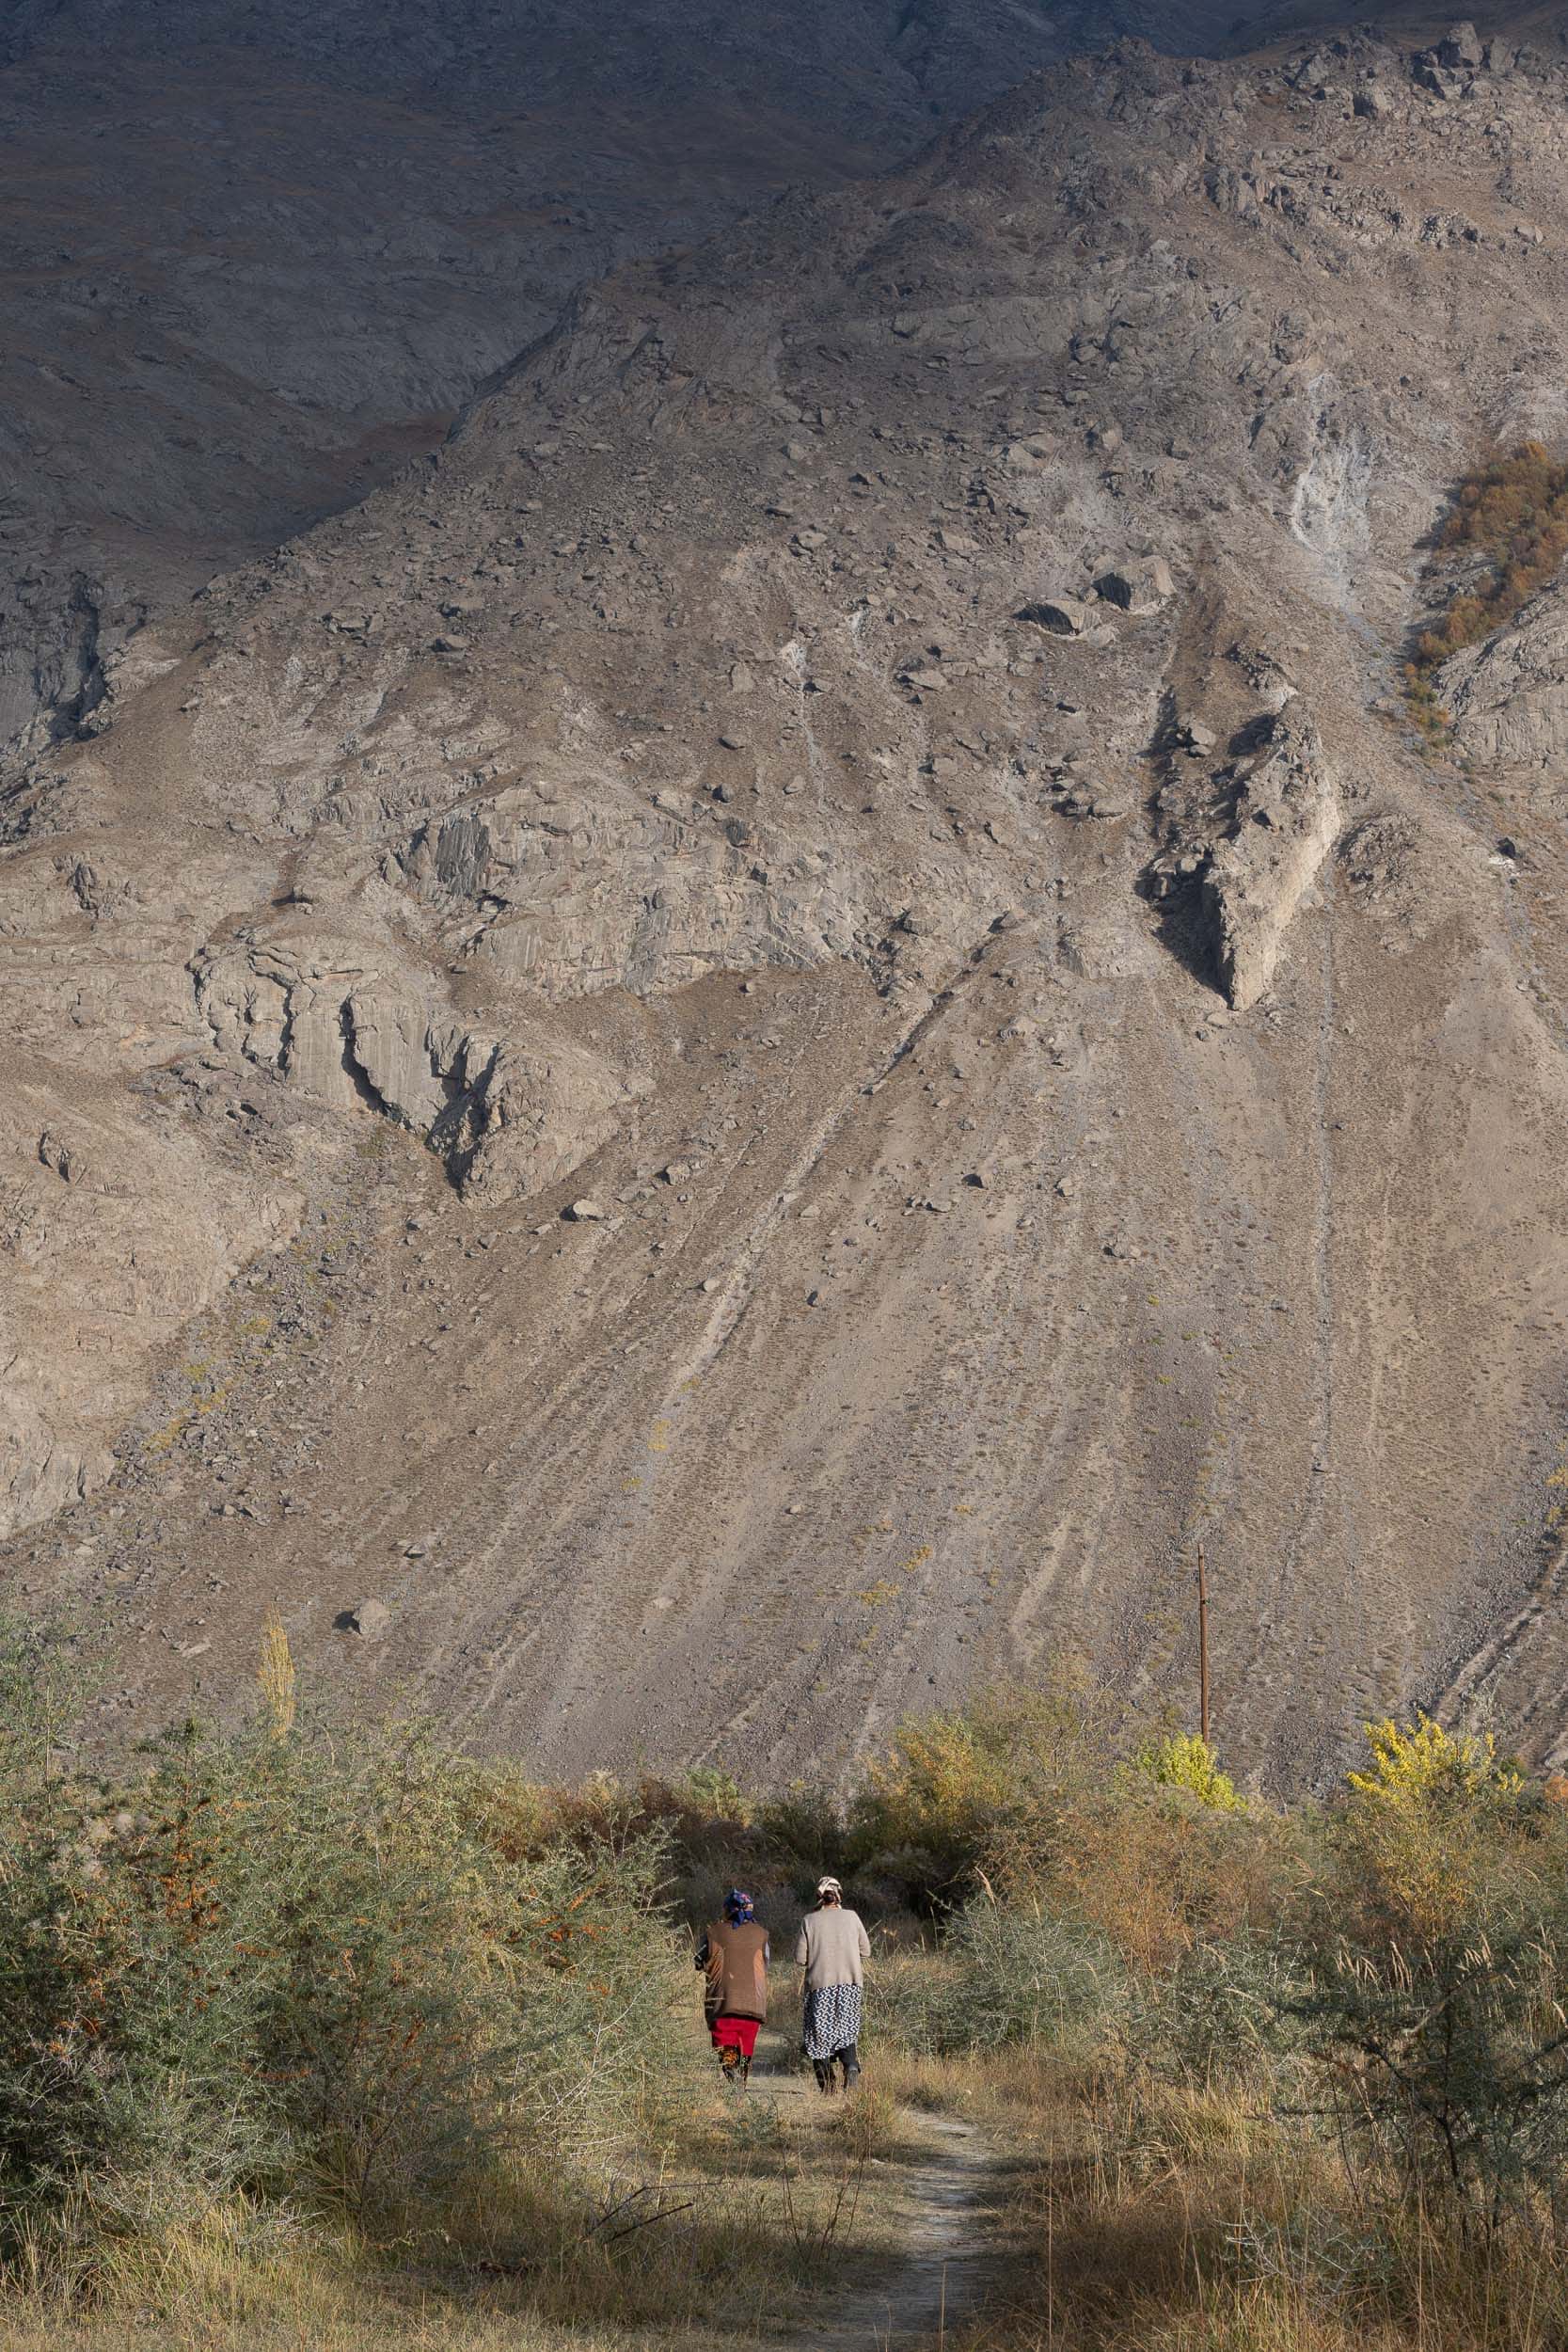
1413, 58, 1462, 98
1094, 556, 1174, 614
7, 0, 1568, 1804
1201, 710, 1340, 1011
344, 1597, 390, 1641
1016, 596, 1090, 637
1437, 20, 1482, 70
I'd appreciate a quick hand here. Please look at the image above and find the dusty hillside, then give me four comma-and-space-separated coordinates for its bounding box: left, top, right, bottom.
8, 21, 1568, 1790
0, 0, 1354, 754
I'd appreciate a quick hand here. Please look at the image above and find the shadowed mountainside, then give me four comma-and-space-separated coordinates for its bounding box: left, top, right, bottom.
0, 0, 1370, 748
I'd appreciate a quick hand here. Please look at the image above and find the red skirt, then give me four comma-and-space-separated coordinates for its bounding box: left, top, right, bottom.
711, 2014, 760, 2058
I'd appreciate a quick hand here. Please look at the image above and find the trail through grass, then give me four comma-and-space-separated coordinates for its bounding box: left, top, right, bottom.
8, 2021, 1014, 2352
791, 2110, 999, 2351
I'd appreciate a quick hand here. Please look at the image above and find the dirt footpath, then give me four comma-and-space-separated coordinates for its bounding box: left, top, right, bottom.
755, 2060, 1007, 2352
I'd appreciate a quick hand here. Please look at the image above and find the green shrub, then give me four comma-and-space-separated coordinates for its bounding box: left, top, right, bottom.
675, 1765, 751, 1823
847, 1676, 1118, 1904
0, 1606, 96, 1794
752, 1780, 851, 1877
0, 1715, 689, 2269
1298, 1716, 1568, 2230
878, 1899, 1131, 2060
1125, 1931, 1312, 2087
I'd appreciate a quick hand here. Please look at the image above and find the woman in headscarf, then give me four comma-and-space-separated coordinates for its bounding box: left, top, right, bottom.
795, 1875, 871, 2092
695, 1888, 769, 2085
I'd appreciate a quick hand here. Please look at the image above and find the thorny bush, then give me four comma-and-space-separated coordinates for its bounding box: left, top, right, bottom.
0, 1711, 685, 2264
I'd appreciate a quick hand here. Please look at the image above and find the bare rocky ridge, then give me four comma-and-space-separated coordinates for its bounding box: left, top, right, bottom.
1201, 709, 1341, 1012
10, 18, 1568, 1789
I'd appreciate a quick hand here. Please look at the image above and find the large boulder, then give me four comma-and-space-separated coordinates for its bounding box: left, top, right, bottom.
1094, 555, 1175, 614
1201, 711, 1340, 1010
1016, 596, 1091, 636
1437, 21, 1483, 70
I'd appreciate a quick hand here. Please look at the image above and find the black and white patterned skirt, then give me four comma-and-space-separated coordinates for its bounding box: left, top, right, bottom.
802, 1982, 863, 2060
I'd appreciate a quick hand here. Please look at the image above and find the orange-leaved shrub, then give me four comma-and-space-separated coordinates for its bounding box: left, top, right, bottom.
1414, 441, 1568, 669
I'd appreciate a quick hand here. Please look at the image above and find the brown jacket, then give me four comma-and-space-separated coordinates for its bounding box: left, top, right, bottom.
700, 1918, 770, 2023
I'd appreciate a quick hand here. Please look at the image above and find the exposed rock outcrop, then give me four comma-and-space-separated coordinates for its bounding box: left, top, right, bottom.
1202, 712, 1341, 1010
1440, 593, 1568, 776
1095, 556, 1175, 614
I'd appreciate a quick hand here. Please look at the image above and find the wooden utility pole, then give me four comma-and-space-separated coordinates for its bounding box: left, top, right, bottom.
1197, 1542, 1212, 1749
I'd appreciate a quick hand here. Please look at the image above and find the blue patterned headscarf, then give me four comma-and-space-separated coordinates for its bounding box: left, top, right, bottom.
723, 1888, 756, 1925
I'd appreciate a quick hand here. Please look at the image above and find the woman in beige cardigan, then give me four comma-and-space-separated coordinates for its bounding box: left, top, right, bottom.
795, 1876, 870, 2092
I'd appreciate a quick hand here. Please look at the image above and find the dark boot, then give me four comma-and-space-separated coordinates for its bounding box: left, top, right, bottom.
719, 2043, 743, 2085
839, 2043, 862, 2091
813, 2058, 836, 2093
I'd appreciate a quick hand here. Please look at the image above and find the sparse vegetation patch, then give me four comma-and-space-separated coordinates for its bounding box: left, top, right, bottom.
1412, 442, 1568, 670
1402, 444, 1568, 750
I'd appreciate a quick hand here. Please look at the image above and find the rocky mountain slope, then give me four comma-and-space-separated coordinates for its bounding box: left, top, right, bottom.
0, 0, 1362, 753
10, 17, 1568, 1792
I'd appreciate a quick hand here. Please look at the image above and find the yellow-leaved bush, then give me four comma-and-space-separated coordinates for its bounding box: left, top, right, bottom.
1132, 1732, 1247, 1813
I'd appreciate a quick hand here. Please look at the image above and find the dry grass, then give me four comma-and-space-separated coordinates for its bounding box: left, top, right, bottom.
931, 2057, 1568, 2352
5, 2026, 921, 2352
